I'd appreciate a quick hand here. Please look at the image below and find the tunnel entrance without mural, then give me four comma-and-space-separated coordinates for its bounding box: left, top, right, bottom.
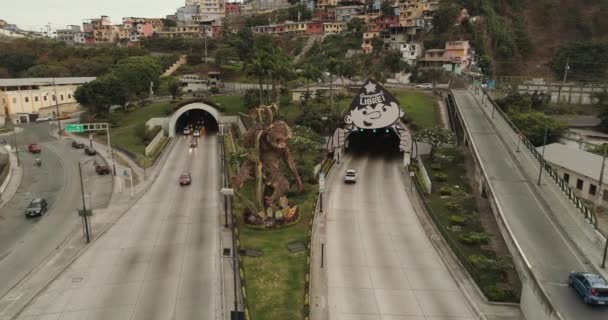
168, 103, 221, 137
327, 78, 413, 164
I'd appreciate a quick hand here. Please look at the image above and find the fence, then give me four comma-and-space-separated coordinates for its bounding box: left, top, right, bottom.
481, 90, 598, 228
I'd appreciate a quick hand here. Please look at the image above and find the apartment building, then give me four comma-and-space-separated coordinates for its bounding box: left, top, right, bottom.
0, 77, 95, 124
323, 21, 346, 34
225, 2, 241, 15
284, 21, 308, 35
190, 0, 226, 22
417, 40, 471, 74
397, 0, 438, 30
156, 24, 204, 38
361, 29, 380, 54
56, 25, 81, 43
399, 42, 423, 65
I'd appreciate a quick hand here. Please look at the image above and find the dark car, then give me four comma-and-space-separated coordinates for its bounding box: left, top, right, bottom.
28, 143, 41, 153
84, 147, 97, 156
25, 198, 48, 217
71, 141, 85, 149
94, 161, 111, 175
190, 139, 198, 148
179, 172, 192, 186
569, 271, 608, 305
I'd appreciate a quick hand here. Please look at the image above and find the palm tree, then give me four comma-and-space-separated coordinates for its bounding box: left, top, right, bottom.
267, 51, 295, 103
300, 63, 323, 108
243, 50, 269, 105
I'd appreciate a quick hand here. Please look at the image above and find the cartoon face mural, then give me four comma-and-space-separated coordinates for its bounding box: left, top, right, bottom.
344, 79, 404, 130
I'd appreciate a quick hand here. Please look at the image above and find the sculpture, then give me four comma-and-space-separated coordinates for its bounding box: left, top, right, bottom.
231, 103, 303, 226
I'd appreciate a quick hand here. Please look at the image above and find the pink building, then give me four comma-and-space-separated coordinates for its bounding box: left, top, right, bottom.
306, 22, 324, 35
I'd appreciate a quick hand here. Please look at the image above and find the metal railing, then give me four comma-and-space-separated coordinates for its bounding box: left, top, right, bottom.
481, 90, 598, 228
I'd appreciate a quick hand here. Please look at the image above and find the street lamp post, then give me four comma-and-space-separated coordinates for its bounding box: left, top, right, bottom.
12, 126, 20, 167
52, 77, 62, 137
78, 159, 94, 243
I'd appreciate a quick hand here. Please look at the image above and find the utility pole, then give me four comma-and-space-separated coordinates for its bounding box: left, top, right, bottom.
52, 77, 62, 136
558, 57, 570, 103
78, 161, 92, 243
12, 128, 20, 167
594, 145, 607, 213
537, 123, 548, 186
204, 25, 208, 64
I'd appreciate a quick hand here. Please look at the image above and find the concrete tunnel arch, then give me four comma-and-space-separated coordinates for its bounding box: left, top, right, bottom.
168, 103, 221, 138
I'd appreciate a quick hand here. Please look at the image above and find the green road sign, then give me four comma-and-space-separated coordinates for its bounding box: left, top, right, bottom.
65, 124, 84, 133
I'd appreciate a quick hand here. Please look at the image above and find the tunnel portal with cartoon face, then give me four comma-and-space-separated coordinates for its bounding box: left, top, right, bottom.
344, 79, 405, 131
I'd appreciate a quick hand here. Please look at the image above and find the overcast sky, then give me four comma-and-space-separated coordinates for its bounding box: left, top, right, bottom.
1, 0, 183, 31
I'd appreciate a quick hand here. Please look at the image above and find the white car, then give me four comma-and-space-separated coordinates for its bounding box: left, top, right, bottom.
183, 127, 191, 135
344, 170, 357, 184
193, 130, 200, 137
415, 83, 433, 89
35, 115, 53, 122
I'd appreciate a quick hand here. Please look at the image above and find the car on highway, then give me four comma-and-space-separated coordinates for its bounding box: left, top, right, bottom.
94, 161, 111, 175
190, 139, 198, 148
569, 271, 608, 305
84, 147, 97, 156
344, 169, 357, 184
25, 198, 48, 218
179, 172, 192, 186
35, 115, 53, 122
183, 127, 191, 135
27, 143, 41, 153
415, 83, 433, 89
71, 141, 85, 149
193, 129, 200, 137
58, 113, 71, 120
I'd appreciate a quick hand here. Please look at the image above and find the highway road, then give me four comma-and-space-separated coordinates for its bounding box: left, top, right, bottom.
453, 90, 608, 319
324, 153, 475, 319
17, 134, 223, 320
0, 123, 112, 299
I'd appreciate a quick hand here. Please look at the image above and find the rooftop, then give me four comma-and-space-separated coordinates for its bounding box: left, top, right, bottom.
0, 77, 96, 87
536, 143, 608, 182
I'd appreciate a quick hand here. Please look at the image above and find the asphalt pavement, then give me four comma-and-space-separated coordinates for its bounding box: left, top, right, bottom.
0, 122, 112, 299
322, 153, 476, 319
453, 90, 608, 320
16, 135, 223, 320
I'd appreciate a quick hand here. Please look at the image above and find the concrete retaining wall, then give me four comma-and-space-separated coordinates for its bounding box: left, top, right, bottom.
145, 130, 165, 157
0, 147, 11, 197
417, 157, 432, 194
516, 83, 607, 105
450, 91, 563, 320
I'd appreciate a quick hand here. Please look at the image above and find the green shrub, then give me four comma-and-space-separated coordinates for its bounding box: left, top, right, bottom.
484, 285, 507, 301
445, 201, 461, 212
430, 163, 442, 170
439, 186, 452, 195
434, 172, 448, 182
210, 86, 220, 94
448, 214, 466, 225
468, 254, 494, 270
458, 232, 491, 245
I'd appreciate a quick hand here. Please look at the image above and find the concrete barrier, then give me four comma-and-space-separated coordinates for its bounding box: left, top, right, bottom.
144, 130, 165, 157
450, 91, 564, 320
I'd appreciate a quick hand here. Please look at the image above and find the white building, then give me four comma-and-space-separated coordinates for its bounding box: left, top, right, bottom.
56, 25, 81, 43
538, 143, 608, 208
0, 77, 95, 125
400, 42, 423, 65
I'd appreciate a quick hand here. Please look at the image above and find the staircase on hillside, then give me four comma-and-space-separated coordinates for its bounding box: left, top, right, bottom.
294, 35, 322, 64
162, 55, 188, 76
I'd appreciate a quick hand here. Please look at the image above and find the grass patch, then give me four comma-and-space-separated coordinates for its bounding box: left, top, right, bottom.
394, 90, 439, 128
207, 95, 246, 116
416, 148, 519, 302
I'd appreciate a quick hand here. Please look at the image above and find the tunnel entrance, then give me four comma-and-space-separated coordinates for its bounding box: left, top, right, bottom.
346, 128, 401, 158
175, 109, 219, 135
168, 103, 221, 138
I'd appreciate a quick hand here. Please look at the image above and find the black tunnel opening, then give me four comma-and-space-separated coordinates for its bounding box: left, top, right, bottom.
346, 128, 401, 158
175, 109, 219, 135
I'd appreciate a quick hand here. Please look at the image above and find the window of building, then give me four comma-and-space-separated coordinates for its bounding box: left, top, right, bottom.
44, 96, 47, 101
60, 94, 64, 101
576, 179, 584, 190
563, 173, 570, 183
68, 94, 71, 99
24, 97, 29, 103
590, 184, 597, 196
35, 96, 38, 102
52, 95, 56, 101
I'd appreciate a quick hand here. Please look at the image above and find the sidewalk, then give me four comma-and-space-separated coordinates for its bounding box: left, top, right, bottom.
466, 89, 608, 279
0, 144, 22, 207
0, 134, 176, 320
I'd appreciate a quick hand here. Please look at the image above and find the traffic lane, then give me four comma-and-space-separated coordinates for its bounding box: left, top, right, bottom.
0, 137, 111, 298
326, 154, 474, 319
453, 90, 607, 319
17, 136, 222, 320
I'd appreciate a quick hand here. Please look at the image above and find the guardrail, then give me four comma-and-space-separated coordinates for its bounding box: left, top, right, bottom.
451, 91, 564, 320
480, 90, 597, 228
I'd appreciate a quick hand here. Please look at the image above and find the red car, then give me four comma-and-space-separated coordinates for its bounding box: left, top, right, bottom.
94, 162, 111, 175
28, 144, 41, 153
179, 172, 192, 186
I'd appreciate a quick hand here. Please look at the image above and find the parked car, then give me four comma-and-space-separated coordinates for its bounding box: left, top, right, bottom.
415, 83, 433, 89
25, 198, 48, 217
58, 113, 71, 120
35, 115, 53, 122
28, 143, 41, 153
179, 172, 192, 186
344, 169, 357, 184
569, 271, 608, 305
84, 147, 97, 156
94, 161, 111, 175
71, 141, 85, 149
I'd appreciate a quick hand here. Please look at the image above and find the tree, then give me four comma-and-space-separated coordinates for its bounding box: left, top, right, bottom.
243, 50, 270, 105
215, 44, 241, 67
161, 19, 177, 27
509, 112, 566, 146
299, 63, 323, 108
549, 41, 608, 81
289, 125, 324, 158
412, 127, 456, 160
595, 92, 608, 132
346, 18, 366, 36
586, 143, 608, 156
23, 64, 71, 77
433, 2, 460, 34
168, 77, 181, 100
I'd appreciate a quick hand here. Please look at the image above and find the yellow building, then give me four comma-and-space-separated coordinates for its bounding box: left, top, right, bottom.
361, 30, 380, 54
323, 22, 346, 34
316, 0, 338, 8
284, 21, 307, 34
0, 77, 95, 124
397, 0, 438, 29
